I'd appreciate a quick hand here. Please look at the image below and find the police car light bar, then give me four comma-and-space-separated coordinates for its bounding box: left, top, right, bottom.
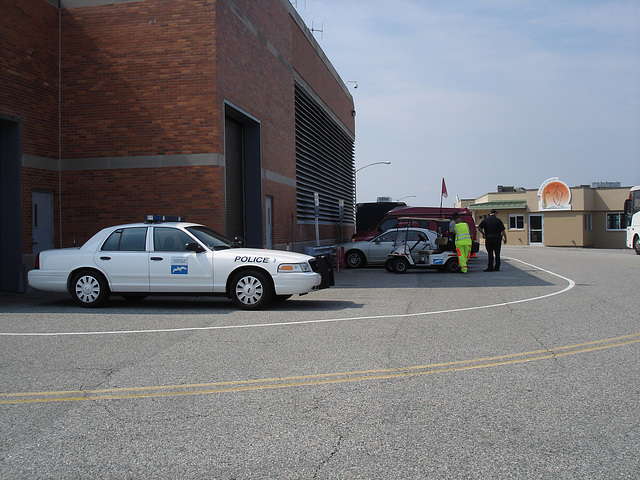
144, 215, 186, 223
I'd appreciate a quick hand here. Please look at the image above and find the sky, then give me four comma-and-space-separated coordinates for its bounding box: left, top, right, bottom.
292, 0, 640, 207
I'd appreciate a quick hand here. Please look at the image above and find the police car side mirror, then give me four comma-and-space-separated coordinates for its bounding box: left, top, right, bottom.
185, 242, 205, 253
233, 236, 244, 248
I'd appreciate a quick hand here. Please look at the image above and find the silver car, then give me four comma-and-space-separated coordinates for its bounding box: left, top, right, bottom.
344, 227, 438, 268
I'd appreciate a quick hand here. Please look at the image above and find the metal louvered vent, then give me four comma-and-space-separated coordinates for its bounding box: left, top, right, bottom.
295, 83, 355, 224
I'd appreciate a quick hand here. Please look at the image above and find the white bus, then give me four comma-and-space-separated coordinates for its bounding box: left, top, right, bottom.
625, 185, 640, 254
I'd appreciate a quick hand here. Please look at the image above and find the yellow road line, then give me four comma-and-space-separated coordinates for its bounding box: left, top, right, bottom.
2, 333, 639, 405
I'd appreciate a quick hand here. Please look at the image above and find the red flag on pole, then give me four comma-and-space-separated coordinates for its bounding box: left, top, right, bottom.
441, 178, 448, 198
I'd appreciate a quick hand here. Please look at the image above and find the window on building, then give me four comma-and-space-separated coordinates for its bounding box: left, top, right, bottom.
606, 213, 625, 231
508, 214, 524, 230
584, 214, 592, 232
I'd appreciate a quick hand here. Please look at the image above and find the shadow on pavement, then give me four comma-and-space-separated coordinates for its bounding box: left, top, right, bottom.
0, 257, 557, 314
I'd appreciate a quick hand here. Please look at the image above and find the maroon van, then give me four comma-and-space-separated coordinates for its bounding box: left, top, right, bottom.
351, 206, 479, 253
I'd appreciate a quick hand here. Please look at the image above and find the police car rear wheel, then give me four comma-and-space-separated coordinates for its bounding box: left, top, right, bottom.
231, 270, 272, 310
634, 236, 640, 255
71, 270, 109, 307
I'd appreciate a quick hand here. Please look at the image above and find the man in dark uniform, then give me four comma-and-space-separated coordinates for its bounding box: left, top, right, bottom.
477, 209, 507, 272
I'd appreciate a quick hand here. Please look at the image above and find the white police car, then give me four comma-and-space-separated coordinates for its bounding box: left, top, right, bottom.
28, 216, 333, 309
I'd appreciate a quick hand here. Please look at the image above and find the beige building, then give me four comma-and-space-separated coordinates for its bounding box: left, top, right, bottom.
461, 179, 629, 249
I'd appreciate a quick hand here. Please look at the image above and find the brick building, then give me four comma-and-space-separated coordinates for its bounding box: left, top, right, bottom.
1, 0, 356, 292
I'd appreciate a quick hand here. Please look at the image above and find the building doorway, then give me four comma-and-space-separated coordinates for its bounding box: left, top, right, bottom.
529, 214, 544, 245
32, 191, 54, 257
225, 116, 245, 241
0, 116, 24, 292
265, 196, 273, 249
224, 104, 263, 248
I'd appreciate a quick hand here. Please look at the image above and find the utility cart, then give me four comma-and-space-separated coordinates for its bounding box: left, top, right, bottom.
384, 217, 460, 274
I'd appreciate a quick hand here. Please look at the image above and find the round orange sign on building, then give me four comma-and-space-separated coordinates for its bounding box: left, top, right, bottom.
538, 178, 572, 210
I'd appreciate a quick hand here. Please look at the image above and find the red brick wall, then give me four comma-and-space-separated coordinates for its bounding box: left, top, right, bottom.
1, 0, 60, 157
53, 0, 223, 241
1, 0, 60, 254
231, 0, 292, 61
217, 0, 297, 247
217, 0, 355, 248
58, 166, 224, 247
61, 0, 218, 158
7, 0, 354, 256
217, 0, 297, 175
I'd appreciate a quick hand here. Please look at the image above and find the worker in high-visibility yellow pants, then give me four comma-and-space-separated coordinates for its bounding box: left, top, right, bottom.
452, 213, 472, 273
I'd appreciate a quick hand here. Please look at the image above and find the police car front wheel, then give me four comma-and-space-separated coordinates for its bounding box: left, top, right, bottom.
230, 270, 273, 310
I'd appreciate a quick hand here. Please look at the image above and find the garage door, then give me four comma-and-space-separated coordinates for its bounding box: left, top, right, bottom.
225, 117, 244, 240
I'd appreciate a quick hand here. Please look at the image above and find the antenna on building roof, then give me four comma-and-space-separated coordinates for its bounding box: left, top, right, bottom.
290, 0, 307, 10
310, 21, 324, 39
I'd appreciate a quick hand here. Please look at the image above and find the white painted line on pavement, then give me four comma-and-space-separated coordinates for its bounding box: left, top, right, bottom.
0, 257, 575, 337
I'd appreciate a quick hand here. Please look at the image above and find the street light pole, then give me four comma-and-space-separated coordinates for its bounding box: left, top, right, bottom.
355, 161, 391, 173
354, 162, 392, 219
354, 161, 391, 204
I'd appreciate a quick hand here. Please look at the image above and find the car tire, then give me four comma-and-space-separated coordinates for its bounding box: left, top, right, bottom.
71, 270, 110, 308
345, 250, 365, 269
635, 235, 640, 255
384, 259, 395, 272
391, 257, 409, 274
445, 258, 460, 273
230, 269, 273, 310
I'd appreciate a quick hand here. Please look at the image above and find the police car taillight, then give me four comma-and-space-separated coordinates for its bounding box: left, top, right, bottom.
34, 253, 40, 270
144, 215, 186, 223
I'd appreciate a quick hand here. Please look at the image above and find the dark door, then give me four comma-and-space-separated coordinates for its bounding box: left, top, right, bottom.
529, 214, 544, 244
32, 191, 53, 257
225, 117, 245, 241
0, 117, 24, 292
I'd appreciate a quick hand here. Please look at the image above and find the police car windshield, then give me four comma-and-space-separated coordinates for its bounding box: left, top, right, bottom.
186, 226, 233, 250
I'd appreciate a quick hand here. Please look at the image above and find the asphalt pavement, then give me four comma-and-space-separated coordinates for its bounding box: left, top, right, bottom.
1, 246, 639, 479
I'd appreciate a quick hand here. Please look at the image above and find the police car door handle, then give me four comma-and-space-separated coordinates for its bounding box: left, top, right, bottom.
150, 257, 163, 261
99, 256, 111, 261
